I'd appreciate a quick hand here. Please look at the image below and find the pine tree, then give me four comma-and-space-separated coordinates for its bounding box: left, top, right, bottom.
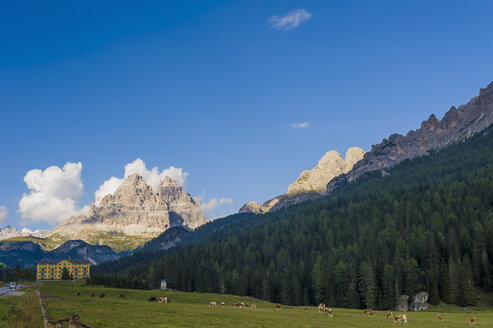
461, 255, 476, 305
61, 268, 70, 280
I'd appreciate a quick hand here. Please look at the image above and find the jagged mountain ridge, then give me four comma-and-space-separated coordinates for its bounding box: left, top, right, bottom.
328, 81, 493, 191
241, 81, 493, 213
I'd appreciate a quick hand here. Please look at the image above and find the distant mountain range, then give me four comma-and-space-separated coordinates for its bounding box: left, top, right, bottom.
0, 225, 49, 240
0, 239, 120, 268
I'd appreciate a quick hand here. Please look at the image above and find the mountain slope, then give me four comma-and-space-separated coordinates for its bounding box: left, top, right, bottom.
92, 123, 493, 309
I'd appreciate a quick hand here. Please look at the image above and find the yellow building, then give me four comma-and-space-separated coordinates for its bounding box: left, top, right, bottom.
36, 259, 90, 280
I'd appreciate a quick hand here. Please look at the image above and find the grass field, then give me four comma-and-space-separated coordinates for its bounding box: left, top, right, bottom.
35, 281, 493, 328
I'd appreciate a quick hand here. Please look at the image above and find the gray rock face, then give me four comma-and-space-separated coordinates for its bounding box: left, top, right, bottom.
239, 147, 364, 213
395, 295, 409, 312
49, 174, 208, 243
239, 201, 262, 214
157, 176, 206, 229
288, 148, 365, 195
336, 82, 493, 187
409, 292, 430, 311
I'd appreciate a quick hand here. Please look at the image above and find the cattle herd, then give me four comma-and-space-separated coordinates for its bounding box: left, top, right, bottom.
72, 290, 479, 325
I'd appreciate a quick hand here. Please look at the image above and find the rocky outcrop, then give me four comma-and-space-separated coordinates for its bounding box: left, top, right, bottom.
48, 174, 208, 250
288, 148, 364, 195
335, 82, 493, 187
240, 147, 364, 213
395, 295, 409, 312
239, 201, 262, 214
409, 292, 430, 311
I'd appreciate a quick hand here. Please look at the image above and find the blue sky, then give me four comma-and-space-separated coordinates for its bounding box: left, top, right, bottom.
1, 0, 493, 230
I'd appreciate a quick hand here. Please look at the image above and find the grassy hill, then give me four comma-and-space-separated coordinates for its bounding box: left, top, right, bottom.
27, 281, 493, 327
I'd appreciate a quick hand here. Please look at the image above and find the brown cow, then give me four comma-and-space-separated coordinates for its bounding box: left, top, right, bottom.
99, 293, 105, 298
75, 291, 80, 296
387, 312, 393, 318
369, 310, 376, 316
276, 304, 282, 311
325, 308, 334, 318
470, 317, 476, 326
304, 307, 308, 311
394, 314, 408, 324
118, 294, 127, 300
364, 309, 370, 315
437, 314, 442, 321
91, 293, 95, 297
318, 303, 326, 313
232, 302, 243, 308
209, 301, 217, 307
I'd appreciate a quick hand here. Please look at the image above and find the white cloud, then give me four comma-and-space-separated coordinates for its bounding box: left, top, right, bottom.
200, 198, 233, 213
94, 159, 189, 205
289, 122, 309, 128
0, 206, 7, 225
269, 9, 312, 31
18, 162, 89, 225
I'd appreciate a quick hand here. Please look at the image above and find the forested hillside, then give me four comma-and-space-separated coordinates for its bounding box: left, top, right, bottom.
91, 127, 493, 310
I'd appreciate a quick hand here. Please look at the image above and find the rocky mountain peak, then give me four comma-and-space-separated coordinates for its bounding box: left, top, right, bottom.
241, 147, 365, 214
49, 173, 208, 243
287, 147, 365, 196
99, 173, 157, 207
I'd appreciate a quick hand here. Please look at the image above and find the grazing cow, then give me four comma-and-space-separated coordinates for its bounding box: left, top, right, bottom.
158, 297, 169, 304
118, 294, 127, 300
276, 304, 282, 311
209, 301, 217, 307
325, 308, 334, 318
75, 291, 80, 296
394, 314, 407, 324
318, 303, 326, 313
304, 307, 308, 311
232, 302, 243, 308
364, 309, 370, 315
91, 293, 95, 298
394, 314, 408, 324
470, 317, 476, 326
387, 312, 393, 318
369, 310, 376, 316
149, 296, 157, 302
251, 304, 256, 309
99, 294, 105, 298
437, 314, 442, 321
221, 302, 225, 307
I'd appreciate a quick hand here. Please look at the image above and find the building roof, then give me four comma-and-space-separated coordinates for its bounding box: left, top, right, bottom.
36, 259, 91, 265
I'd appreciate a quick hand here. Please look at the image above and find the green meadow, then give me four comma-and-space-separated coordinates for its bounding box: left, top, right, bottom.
25, 281, 492, 328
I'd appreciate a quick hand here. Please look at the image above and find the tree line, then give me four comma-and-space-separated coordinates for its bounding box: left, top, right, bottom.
89, 127, 493, 309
